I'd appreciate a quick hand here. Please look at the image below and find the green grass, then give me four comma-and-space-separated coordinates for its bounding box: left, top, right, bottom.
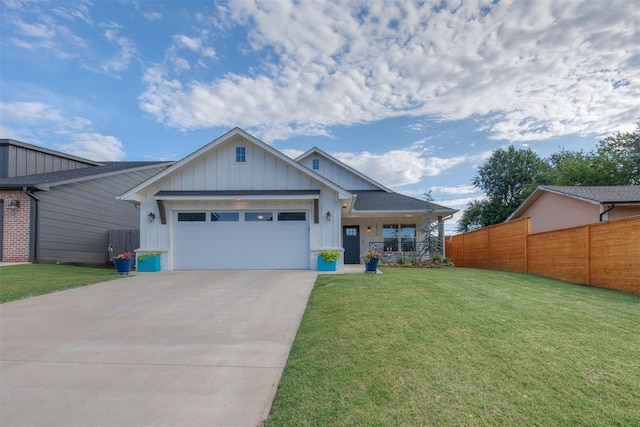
0, 264, 123, 303
267, 268, 640, 426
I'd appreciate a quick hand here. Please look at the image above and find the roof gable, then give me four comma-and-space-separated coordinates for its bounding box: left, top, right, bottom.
506, 185, 640, 221
296, 147, 391, 192
0, 161, 172, 190
119, 128, 351, 202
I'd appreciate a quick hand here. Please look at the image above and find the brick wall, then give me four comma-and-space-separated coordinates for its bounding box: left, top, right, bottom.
1, 191, 31, 262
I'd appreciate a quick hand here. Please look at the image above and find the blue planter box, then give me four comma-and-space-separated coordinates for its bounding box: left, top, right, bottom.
317, 255, 337, 271
138, 255, 161, 272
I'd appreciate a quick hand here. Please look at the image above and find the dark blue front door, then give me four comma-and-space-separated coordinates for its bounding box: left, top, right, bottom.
343, 226, 360, 264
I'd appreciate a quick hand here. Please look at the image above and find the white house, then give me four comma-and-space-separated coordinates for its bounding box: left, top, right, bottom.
119, 128, 457, 270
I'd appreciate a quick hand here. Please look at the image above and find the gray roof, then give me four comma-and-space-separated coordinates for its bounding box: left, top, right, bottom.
0, 162, 172, 188
541, 185, 640, 203
352, 190, 458, 213
155, 190, 321, 198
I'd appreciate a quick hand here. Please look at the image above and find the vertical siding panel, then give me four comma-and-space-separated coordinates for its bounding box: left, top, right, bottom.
37, 166, 168, 263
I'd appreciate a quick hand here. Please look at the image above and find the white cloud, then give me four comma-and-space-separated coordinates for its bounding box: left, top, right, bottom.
333, 148, 483, 188
57, 133, 126, 161
144, 11, 162, 21
173, 34, 201, 52
0, 101, 91, 131
0, 100, 125, 161
140, 0, 640, 142
102, 28, 137, 74
433, 185, 479, 196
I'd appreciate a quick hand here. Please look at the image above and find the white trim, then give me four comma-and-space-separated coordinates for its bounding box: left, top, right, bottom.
119, 128, 353, 201
155, 194, 320, 202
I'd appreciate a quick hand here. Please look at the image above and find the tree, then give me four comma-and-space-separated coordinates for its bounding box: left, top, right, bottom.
545, 149, 610, 186
458, 146, 549, 232
595, 121, 640, 185
420, 191, 442, 259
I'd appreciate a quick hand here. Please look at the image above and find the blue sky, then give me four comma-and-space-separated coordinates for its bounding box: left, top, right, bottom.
1, 0, 638, 233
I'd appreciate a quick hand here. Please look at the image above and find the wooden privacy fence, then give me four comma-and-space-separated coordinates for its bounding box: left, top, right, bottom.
108, 230, 140, 261
447, 216, 640, 295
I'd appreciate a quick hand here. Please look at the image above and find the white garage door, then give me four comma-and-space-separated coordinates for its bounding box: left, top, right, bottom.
173, 211, 310, 269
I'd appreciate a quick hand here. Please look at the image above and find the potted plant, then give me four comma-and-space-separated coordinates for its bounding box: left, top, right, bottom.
113, 252, 135, 275
361, 249, 382, 273
137, 252, 162, 272
317, 250, 339, 271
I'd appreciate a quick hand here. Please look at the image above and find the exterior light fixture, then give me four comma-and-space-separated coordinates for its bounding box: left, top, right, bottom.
148, 212, 156, 222
7, 200, 20, 210
326, 211, 331, 221
367, 226, 371, 233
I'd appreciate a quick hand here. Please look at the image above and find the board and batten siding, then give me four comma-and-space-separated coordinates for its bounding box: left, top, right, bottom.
298, 154, 379, 191
36, 166, 167, 264
0, 143, 95, 178
158, 137, 317, 192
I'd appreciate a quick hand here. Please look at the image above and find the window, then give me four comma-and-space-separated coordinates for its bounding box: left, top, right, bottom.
178, 212, 206, 222
383, 224, 416, 251
345, 227, 358, 236
236, 146, 246, 163
312, 158, 320, 170
245, 212, 273, 221
400, 225, 417, 251
383, 224, 398, 251
211, 212, 239, 221
278, 212, 306, 221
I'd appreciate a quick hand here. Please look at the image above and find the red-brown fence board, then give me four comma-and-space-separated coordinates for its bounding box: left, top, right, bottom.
589, 217, 640, 294
527, 227, 588, 284
447, 215, 640, 295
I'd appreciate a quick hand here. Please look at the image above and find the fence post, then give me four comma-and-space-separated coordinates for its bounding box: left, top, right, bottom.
585, 225, 591, 285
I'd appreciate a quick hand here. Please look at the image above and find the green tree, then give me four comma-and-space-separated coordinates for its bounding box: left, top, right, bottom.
545, 149, 609, 185
458, 146, 549, 232
420, 191, 442, 258
595, 122, 640, 185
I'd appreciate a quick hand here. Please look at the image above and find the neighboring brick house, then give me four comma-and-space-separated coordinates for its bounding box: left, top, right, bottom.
506, 185, 640, 233
0, 139, 172, 263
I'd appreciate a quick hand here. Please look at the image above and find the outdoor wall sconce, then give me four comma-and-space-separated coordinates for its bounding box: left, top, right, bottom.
326, 211, 331, 221
148, 212, 156, 222
367, 226, 371, 233
6, 200, 20, 210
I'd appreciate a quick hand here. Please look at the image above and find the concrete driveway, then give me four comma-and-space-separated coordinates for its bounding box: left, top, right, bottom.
0, 270, 317, 426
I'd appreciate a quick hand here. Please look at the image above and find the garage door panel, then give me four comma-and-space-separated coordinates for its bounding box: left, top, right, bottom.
173, 212, 309, 269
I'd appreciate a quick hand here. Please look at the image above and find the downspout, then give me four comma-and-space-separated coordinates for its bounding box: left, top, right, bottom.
23, 187, 40, 262
599, 203, 615, 222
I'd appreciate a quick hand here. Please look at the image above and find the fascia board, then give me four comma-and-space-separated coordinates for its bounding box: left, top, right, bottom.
154, 194, 320, 201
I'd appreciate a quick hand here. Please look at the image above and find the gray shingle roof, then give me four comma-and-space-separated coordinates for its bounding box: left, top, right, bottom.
352, 190, 458, 213
542, 185, 640, 203
0, 162, 172, 188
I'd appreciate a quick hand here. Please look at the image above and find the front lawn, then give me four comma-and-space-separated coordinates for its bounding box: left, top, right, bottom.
0, 264, 123, 303
268, 268, 640, 426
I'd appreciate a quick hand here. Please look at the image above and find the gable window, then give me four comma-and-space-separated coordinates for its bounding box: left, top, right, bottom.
383, 224, 416, 251
312, 158, 320, 170
236, 146, 246, 163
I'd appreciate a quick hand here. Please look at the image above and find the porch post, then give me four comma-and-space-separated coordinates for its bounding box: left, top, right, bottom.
437, 215, 444, 255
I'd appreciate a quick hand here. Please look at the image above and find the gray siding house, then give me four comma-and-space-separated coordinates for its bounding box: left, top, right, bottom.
0, 139, 173, 263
